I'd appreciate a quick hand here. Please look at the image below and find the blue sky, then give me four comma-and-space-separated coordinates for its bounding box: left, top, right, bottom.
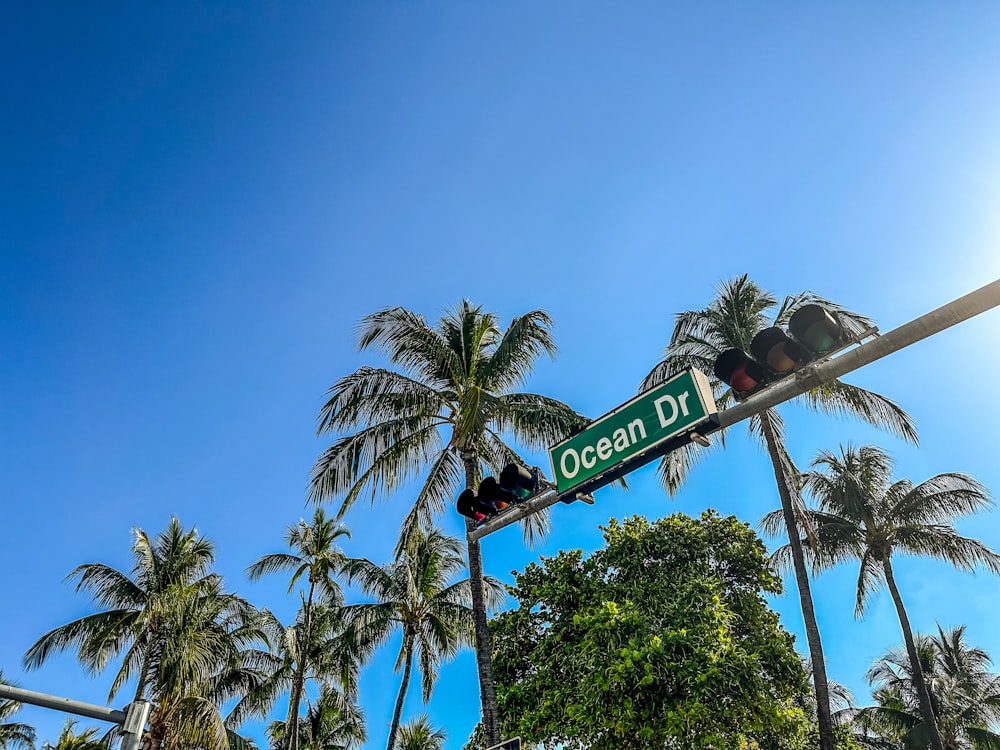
3, 2, 1000, 748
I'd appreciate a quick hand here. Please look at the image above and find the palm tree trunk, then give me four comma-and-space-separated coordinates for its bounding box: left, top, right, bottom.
760, 413, 835, 750
286, 580, 317, 750
386, 634, 415, 750
462, 449, 501, 748
881, 558, 945, 750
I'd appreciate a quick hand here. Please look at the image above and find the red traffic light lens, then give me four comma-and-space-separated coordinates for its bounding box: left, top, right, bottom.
713, 349, 766, 393
729, 364, 759, 392
456, 489, 486, 521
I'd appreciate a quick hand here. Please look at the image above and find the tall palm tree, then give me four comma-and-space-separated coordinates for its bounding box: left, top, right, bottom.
642, 275, 918, 750
774, 444, 1000, 750
267, 687, 366, 750
341, 526, 504, 750
309, 301, 587, 745
24, 519, 267, 750
394, 715, 446, 750
247, 510, 352, 750
858, 625, 1000, 749
41, 721, 106, 750
0, 671, 35, 750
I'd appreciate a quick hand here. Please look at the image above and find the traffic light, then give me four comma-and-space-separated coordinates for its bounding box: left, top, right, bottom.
713, 348, 768, 394
455, 464, 544, 523
713, 305, 848, 398
499, 463, 540, 500
456, 489, 490, 521
788, 304, 845, 355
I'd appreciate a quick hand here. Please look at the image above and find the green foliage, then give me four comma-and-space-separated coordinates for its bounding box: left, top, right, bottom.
266, 687, 366, 750
23, 518, 269, 750
40, 720, 106, 750
855, 625, 1000, 750
395, 715, 446, 750
491, 511, 812, 750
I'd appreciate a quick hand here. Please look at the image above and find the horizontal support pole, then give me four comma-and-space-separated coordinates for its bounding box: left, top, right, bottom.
0, 683, 127, 724
468, 488, 560, 541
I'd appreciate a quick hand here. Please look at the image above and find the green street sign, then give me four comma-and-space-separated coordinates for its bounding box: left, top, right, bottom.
549, 368, 718, 497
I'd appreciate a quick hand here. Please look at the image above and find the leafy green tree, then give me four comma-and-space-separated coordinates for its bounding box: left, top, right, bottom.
267, 687, 366, 750
769, 445, 1000, 750
491, 511, 812, 750
40, 721, 106, 750
856, 625, 1000, 750
24, 519, 268, 750
395, 715, 446, 750
247, 510, 352, 750
309, 302, 587, 745
342, 526, 504, 750
0, 670, 35, 750
642, 275, 917, 750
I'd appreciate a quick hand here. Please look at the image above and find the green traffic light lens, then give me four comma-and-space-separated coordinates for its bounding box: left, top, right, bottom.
801, 324, 836, 352
788, 305, 843, 354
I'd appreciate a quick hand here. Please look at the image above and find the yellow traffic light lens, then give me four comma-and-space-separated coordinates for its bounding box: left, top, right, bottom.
765, 345, 796, 373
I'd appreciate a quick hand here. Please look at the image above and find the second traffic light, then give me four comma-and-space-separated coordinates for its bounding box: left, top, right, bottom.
713, 305, 847, 398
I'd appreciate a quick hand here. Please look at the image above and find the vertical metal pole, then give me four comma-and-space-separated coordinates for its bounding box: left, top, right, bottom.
120, 700, 151, 750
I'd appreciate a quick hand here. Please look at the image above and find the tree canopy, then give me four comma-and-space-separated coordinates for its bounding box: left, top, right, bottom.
490, 510, 812, 750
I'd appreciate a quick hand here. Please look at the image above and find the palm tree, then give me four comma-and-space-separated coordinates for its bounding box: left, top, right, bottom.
247, 510, 352, 750
143, 573, 269, 750
267, 687, 366, 750
0, 671, 35, 750
858, 625, 1000, 749
24, 517, 216, 701
342, 526, 504, 750
24, 518, 268, 750
642, 275, 918, 750
777, 444, 1000, 750
309, 301, 587, 745
41, 721, 106, 750
229, 605, 365, 748
394, 715, 446, 750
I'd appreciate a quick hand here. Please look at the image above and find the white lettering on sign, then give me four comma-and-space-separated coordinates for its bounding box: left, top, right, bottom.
596, 437, 613, 460
627, 418, 646, 444
556, 415, 659, 480
654, 391, 691, 428
560, 448, 579, 478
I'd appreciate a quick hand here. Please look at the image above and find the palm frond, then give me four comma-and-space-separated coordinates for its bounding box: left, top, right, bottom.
308, 421, 445, 509
890, 526, 1000, 574
316, 367, 448, 435
793, 379, 918, 445
355, 307, 463, 388
889, 473, 992, 526
395, 448, 465, 551
480, 309, 557, 393
245, 554, 306, 590
492, 393, 589, 450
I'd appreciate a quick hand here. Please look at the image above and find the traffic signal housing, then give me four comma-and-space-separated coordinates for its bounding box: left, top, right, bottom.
455, 464, 545, 523
713, 305, 848, 399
